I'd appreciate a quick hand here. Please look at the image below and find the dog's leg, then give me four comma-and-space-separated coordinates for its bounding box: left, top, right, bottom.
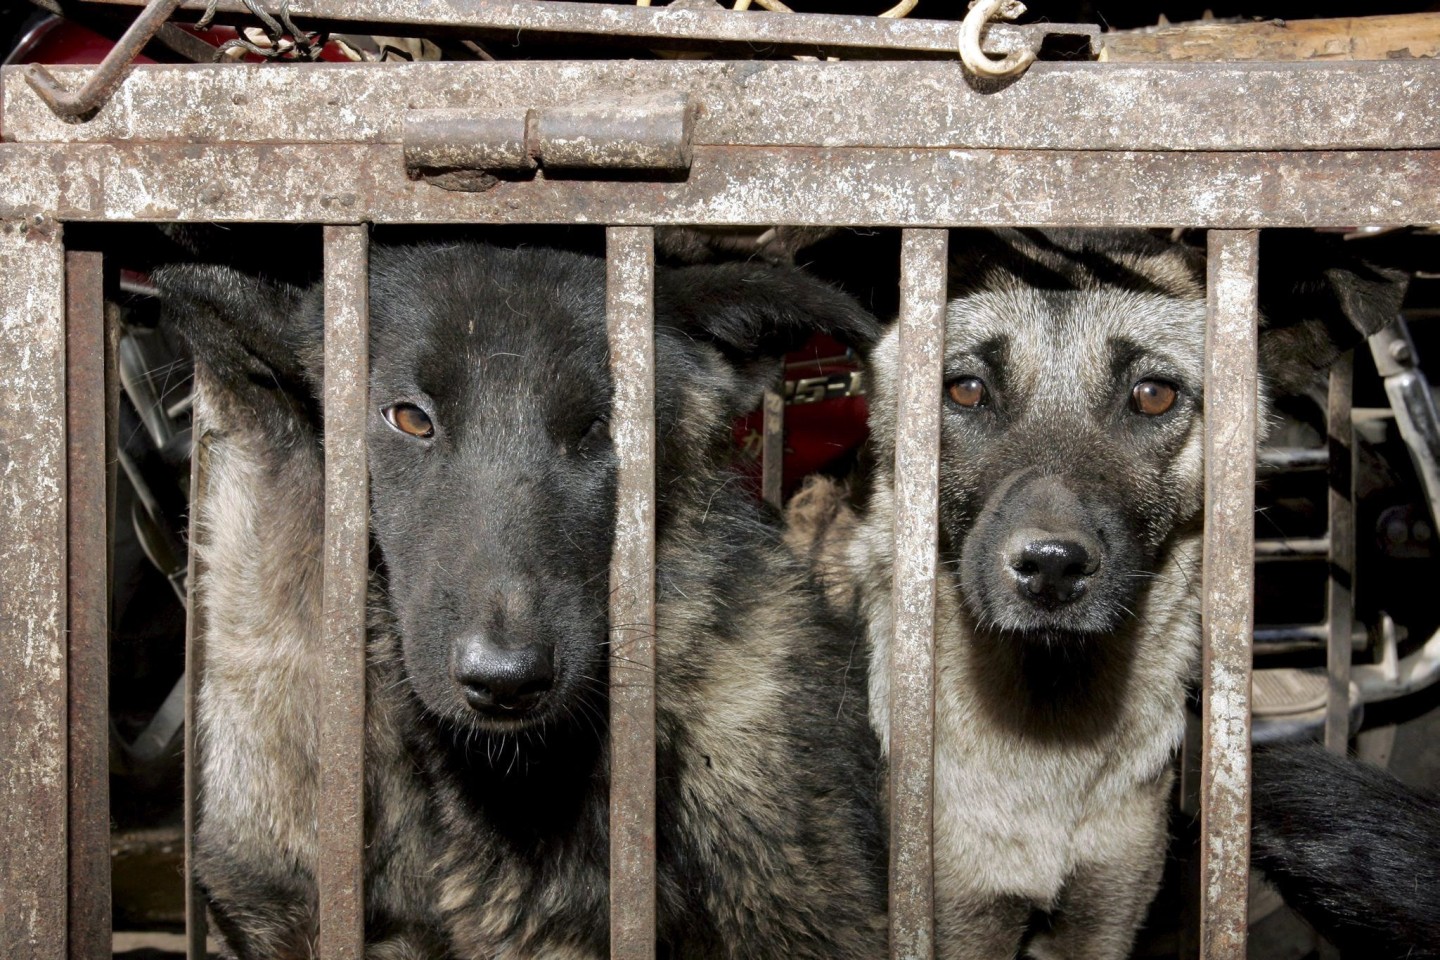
936, 892, 1031, 960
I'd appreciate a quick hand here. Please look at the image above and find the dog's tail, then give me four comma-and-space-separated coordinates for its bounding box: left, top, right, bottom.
1251, 742, 1440, 959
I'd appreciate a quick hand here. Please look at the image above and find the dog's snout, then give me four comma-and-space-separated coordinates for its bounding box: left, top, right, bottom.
453, 637, 555, 713
1007, 532, 1101, 607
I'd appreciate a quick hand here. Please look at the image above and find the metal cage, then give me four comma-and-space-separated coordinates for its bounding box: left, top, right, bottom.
2, 4, 1438, 959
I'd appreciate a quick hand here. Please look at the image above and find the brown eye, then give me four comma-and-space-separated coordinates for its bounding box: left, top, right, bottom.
1131, 380, 1177, 416
946, 376, 988, 408
383, 403, 434, 438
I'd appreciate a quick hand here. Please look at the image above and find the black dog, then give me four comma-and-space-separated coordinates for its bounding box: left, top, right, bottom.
160, 242, 888, 959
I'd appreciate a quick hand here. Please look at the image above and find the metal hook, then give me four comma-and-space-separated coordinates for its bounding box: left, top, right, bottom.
24, 0, 186, 119
958, 0, 1037, 79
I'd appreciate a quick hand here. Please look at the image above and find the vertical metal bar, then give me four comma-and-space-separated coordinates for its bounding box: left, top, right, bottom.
1325, 353, 1355, 752
0, 218, 68, 960
319, 224, 370, 960
606, 225, 657, 960
1200, 229, 1259, 960
0, 219, 70, 960
184, 434, 210, 960
761, 385, 784, 509
66, 250, 110, 960
889, 228, 948, 960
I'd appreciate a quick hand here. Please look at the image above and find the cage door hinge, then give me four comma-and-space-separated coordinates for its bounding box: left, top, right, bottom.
404, 93, 696, 192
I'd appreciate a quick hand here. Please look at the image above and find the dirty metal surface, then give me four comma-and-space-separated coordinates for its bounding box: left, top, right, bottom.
403, 111, 534, 178
888, 228, 948, 960
535, 93, 694, 172
319, 225, 370, 960
1325, 354, 1354, 752
84, 0, 1090, 58
3, 144, 1439, 227
0, 218, 68, 960
183, 433, 210, 960
405, 92, 693, 182
22, 0, 184, 118
1200, 229, 1259, 960
65, 250, 110, 960
606, 226, 657, 960
8, 61, 1440, 153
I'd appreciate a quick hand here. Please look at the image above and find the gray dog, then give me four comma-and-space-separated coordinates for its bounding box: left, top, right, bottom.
159, 242, 889, 959
788, 229, 1407, 960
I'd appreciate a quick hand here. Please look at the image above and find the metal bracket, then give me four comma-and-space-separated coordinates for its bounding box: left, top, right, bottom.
25, 0, 186, 119
404, 93, 696, 191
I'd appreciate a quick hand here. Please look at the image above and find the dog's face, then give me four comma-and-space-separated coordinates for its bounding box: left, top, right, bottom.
159, 241, 880, 741
363, 246, 617, 735
867, 229, 1404, 647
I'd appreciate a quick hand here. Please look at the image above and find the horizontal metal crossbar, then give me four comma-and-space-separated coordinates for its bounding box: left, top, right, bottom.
5, 61, 1439, 152
1, 143, 1438, 227
82, 0, 1091, 58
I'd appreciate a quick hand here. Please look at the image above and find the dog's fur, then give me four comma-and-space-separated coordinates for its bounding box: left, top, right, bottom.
787, 229, 1406, 959
160, 242, 890, 959
1252, 742, 1440, 960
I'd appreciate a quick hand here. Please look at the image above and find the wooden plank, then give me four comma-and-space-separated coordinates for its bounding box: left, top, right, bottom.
1103, 12, 1440, 63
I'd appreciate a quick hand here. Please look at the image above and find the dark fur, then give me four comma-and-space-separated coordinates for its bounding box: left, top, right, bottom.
1252, 743, 1440, 960
160, 243, 888, 959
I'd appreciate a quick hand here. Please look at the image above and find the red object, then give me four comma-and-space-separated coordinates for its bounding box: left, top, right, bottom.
732, 333, 870, 501
5, 14, 353, 68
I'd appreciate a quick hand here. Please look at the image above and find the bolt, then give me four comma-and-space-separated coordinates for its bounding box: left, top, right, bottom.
1389, 340, 1414, 365
1415, 520, 1433, 545
1386, 517, 1409, 545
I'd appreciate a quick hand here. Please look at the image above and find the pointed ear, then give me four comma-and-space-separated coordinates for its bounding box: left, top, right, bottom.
1258, 233, 1409, 394
154, 263, 321, 428
656, 262, 882, 360
655, 262, 881, 416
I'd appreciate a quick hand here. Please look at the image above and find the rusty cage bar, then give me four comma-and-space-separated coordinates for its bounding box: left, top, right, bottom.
0, 23, 1436, 960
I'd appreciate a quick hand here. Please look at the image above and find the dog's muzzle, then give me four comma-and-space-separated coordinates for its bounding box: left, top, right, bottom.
1004, 527, 1102, 610
452, 635, 555, 716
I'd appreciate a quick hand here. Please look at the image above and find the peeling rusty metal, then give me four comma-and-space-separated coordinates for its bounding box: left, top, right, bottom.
66, 250, 111, 960
403, 111, 534, 180
1200, 229, 1259, 960
24, 0, 185, 118
405, 93, 694, 187
535, 93, 693, 172
1325, 353, 1355, 752
183, 433, 210, 960
606, 226, 657, 960
319, 225, 370, 960
85, 0, 1095, 59
888, 228, 947, 960
3, 143, 1439, 227
8, 61, 1440, 153
0, 217, 68, 960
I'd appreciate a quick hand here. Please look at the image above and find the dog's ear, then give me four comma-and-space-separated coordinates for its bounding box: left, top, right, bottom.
154, 264, 321, 430
655, 262, 882, 414
657, 262, 882, 359
1258, 233, 1409, 394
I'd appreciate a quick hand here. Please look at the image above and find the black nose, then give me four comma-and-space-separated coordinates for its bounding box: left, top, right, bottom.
1009, 538, 1100, 606
453, 639, 554, 713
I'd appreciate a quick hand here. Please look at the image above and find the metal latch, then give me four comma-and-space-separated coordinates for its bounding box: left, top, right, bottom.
404, 93, 696, 192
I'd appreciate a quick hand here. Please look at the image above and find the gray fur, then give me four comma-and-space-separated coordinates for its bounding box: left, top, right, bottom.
163, 243, 888, 959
